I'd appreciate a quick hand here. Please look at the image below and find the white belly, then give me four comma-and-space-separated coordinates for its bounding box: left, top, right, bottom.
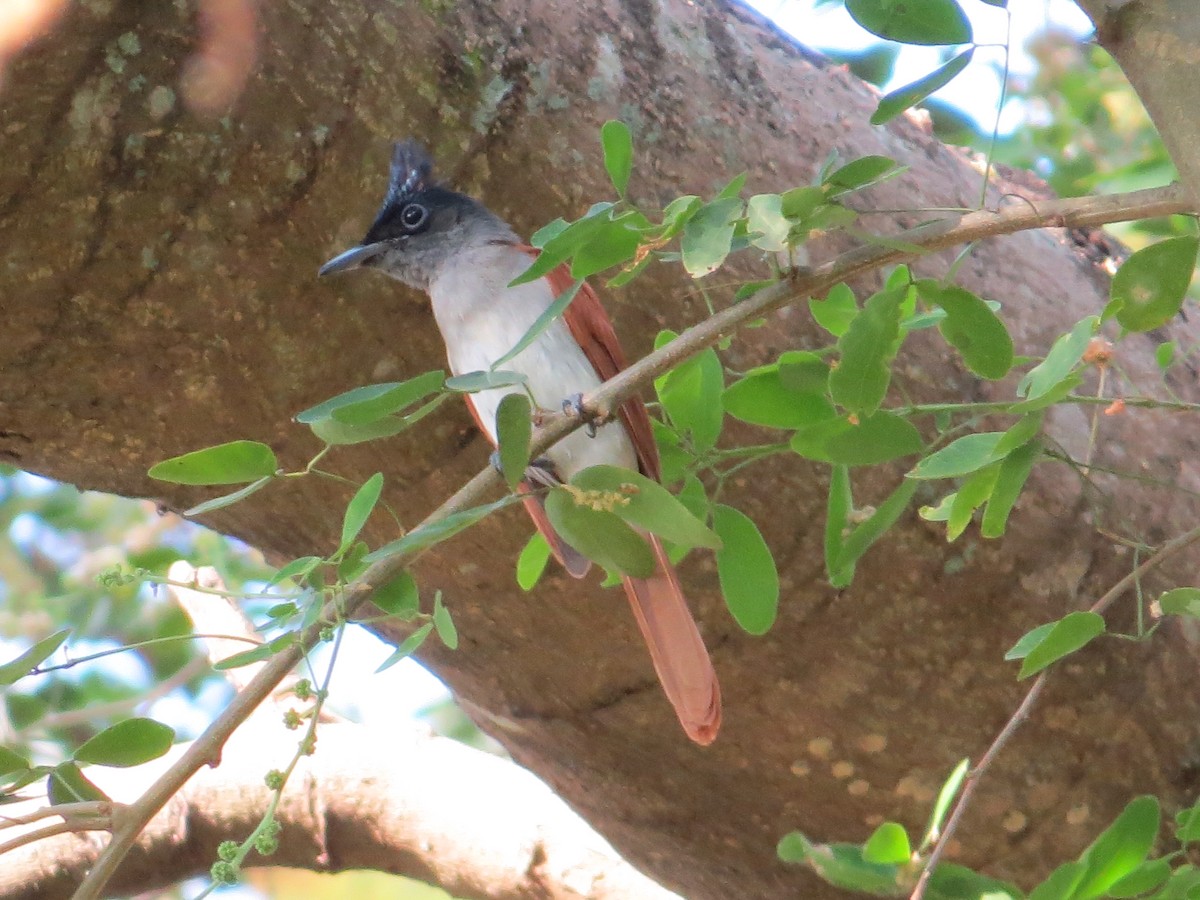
429, 247, 637, 481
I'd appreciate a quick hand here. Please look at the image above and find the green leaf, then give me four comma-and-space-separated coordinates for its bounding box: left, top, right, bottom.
833, 479, 918, 579
724, 358, 834, 430
432, 593, 458, 650
444, 370, 527, 392
825, 465, 852, 585
0, 629, 70, 686
777, 831, 809, 863
810, 283, 859, 337
544, 488, 656, 578
1018, 316, 1098, 401
319, 372, 446, 425
517, 532, 552, 591
781, 185, 825, 220
0, 746, 30, 777
1176, 804, 1200, 843
376, 623, 434, 673
296, 378, 440, 424
1148, 863, 1200, 897
1159, 587, 1200, 618
829, 287, 905, 416
1108, 859, 1171, 898
652, 420, 689, 485
184, 475, 275, 517
74, 718, 175, 768
655, 331, 724, 451
918, 281, 1014, 379
214, 633, 295, 670
776, 833, 902, 894
373, 571, 420, 618
677, 473, 708, 523
791, 411, 923, 467
491, 280, 584, 371
571, 216, 643, 279
341, 473, 384, 551
308, 413, 410, 446
530, 217, 570, 248
847, 0, 973, 45
712, 504, 778, 635
946, 463, 999, 541
511, 204, 615, 286
365, 496, 520, 562
270, 556, 323, 586
681, 197, 743, 277
1029, 861, 1084, 900
496, 394, 533, 491
747, 193, 790, 252
1113, 237, 1199, 332
1156, 341, 1176, 371
601, 120, 633, 197
1017, 611, 1106, 679
572, 466, 721, 550
1005, 622, 1053, 661
927, 863, 1022, 899
657, 195, 703, 239
338, 540, 369, 581
919, 493, 954, 523
1074, 796, 1160, 899
148, 440, 278, 486
823, 156, 902, 196
872, 49, 974, 125
920, 758, 970, 851
995, 412, 1045, 456
1008, 372, 1083, 414
981, 439, 1040, 538
49, 762, 109, 805
863, 822, 911, 865
908, 432, 1006, 480
715, 171, 747, 201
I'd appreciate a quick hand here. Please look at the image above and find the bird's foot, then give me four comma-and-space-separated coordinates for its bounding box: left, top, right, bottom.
562, 393, 598, 438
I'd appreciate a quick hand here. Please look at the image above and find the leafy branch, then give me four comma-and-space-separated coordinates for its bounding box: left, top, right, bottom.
72, 173, 1195, 898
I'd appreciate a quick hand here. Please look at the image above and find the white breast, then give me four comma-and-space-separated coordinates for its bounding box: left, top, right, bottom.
428, 243, 637, 481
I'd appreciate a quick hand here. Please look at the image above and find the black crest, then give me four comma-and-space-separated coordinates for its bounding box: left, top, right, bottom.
385, 141, 435, 206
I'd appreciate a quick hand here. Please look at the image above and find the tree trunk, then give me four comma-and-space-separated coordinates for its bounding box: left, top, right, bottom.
3, 1, 1198, 896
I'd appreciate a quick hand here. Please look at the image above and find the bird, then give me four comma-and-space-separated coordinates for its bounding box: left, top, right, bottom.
319, 141, 720, 745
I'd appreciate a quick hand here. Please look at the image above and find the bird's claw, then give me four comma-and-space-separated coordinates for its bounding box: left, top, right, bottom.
562, 393, 598, 438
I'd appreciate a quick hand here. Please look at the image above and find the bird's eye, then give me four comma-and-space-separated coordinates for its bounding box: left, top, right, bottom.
400, 203, 429, 232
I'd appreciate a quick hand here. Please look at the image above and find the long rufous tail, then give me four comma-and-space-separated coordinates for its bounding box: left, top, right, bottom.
621, 535, 721, 745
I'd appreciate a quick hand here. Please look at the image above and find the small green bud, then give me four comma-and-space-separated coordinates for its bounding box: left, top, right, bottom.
211, 860, 239, 884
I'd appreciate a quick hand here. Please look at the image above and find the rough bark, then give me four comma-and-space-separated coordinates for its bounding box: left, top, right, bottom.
1077, 0, 1200, 204
3, 1, 1199, 897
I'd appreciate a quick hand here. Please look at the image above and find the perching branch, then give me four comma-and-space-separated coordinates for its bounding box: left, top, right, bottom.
73, 179, 1195, 899
909, 522, 1200, 900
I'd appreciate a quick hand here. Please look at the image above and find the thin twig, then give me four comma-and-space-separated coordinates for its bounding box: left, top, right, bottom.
0, 801, 109, 830
0, 818, 111, 858
74, 180, 1196, 900
910, 523, 1200, 900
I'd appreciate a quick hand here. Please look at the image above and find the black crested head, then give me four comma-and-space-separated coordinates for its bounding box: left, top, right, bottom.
385, 141, 434, 206
319, 140, 515, 289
